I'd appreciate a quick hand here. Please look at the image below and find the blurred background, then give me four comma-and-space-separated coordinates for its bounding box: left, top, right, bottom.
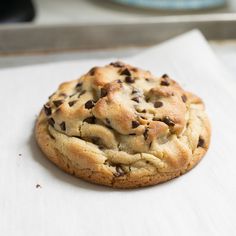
1, 0, 236, 24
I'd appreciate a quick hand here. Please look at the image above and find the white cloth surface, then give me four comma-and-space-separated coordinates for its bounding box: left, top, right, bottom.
0, 30, 236, 236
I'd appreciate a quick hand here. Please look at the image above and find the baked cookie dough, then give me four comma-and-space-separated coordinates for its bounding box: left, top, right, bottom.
35, 62, 211, 188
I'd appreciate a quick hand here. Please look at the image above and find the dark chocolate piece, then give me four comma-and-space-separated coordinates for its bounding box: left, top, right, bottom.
59, 121, 66, 131
53, 100, 63, 107
83, 116, 96, 124
132, 120, 140, 128
197, 137, 205, 148
85, 100, 94, 109
43, 105, 51, 116
162, 116, 175, 127
100, 88, 108, 97
120, 68, 131, 76
48, 118, 55, 127
154, 101, 163, 108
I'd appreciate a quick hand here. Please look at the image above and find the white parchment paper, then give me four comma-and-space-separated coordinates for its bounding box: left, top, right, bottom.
1, 30, 236, 236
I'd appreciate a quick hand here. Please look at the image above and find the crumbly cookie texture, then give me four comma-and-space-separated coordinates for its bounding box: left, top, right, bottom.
35, 62, 211, 188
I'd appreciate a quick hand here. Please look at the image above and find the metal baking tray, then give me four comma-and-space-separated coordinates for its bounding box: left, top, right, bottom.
0, 13, 236, 55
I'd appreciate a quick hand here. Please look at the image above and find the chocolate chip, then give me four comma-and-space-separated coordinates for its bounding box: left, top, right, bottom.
197, 137, 205, 148
100, 88, 107, 97
83, 116, 96, 124
85, 100, 94, 109
60, 121, 66, 131
43, 105, 51, 116
48, 118, 55, 127
53, 100, 63, 107
132, 97, 139, 103
162, 116, 175, 127
68, 100, 77, 107
160, 79, 170, 86
132, 120, 140, 129
154, 101, 163, 108
162, 74, 169, 78
125, 76, 135, 83
143, 128, 149, 140
182, 94, 187, 103
110, 61, 124, 67
36, 184, 41, 189
120, 68, 131, 76
145, 78, 150, 81
141, 109, 146, 113
78, 90, 86, 98
76, 82, 83, 88
132, 88, 139, 94
129, 133, 136, 136
114, 165, 125, 177
89, 67, 97, 76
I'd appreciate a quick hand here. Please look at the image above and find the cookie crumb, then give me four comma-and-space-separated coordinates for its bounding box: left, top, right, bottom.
36, 184, 42, 189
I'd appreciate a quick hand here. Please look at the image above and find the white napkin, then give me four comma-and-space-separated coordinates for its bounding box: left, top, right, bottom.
1, 30, 236, 236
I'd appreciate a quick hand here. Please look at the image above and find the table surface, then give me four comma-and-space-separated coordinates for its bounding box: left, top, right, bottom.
33, 0, 236, 24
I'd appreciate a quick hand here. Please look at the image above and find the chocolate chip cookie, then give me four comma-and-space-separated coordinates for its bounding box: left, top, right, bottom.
35, 62, 211, 188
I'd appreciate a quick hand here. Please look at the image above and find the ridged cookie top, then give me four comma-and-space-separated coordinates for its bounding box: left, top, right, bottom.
43, 62, 204, 160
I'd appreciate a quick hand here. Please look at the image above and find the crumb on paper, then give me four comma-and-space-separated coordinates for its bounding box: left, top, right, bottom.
36, 184, 42, 189
18, 154, 22, 157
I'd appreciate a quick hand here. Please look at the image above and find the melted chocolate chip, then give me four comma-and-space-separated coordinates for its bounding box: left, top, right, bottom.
145, 78, 150, 81
154, 101, 163, 108
78, 90, 86, 98
125, 76, 135, 83
197, 137, 205, 148
132, 97, 139, 103
132, 88, 139, 94
114, 165, 125, 177
83, 116, 96, 124
110, 61, 124, 67
160, 79, 170, 86
60, 121, 66, 131
143, 128, 149, 140
48, 118, 55, 127
182, 94, 187, 103
85, 100, 94, 109
68, 100, 77, 107
162, 74, 169, 78
44, 105, 51, 116
120, 68, 131, 76
53, 100, 63, 107
89, 67, 97, 76
76, 82, 83, 88
100, 88, 108, 97
162, 116, 175, 127
132, 120, 140, 129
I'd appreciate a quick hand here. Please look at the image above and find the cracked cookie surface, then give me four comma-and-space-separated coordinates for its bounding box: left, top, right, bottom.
35, 62, 211, 188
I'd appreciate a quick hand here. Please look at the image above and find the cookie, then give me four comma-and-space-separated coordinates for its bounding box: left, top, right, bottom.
35, 62, 211, 188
